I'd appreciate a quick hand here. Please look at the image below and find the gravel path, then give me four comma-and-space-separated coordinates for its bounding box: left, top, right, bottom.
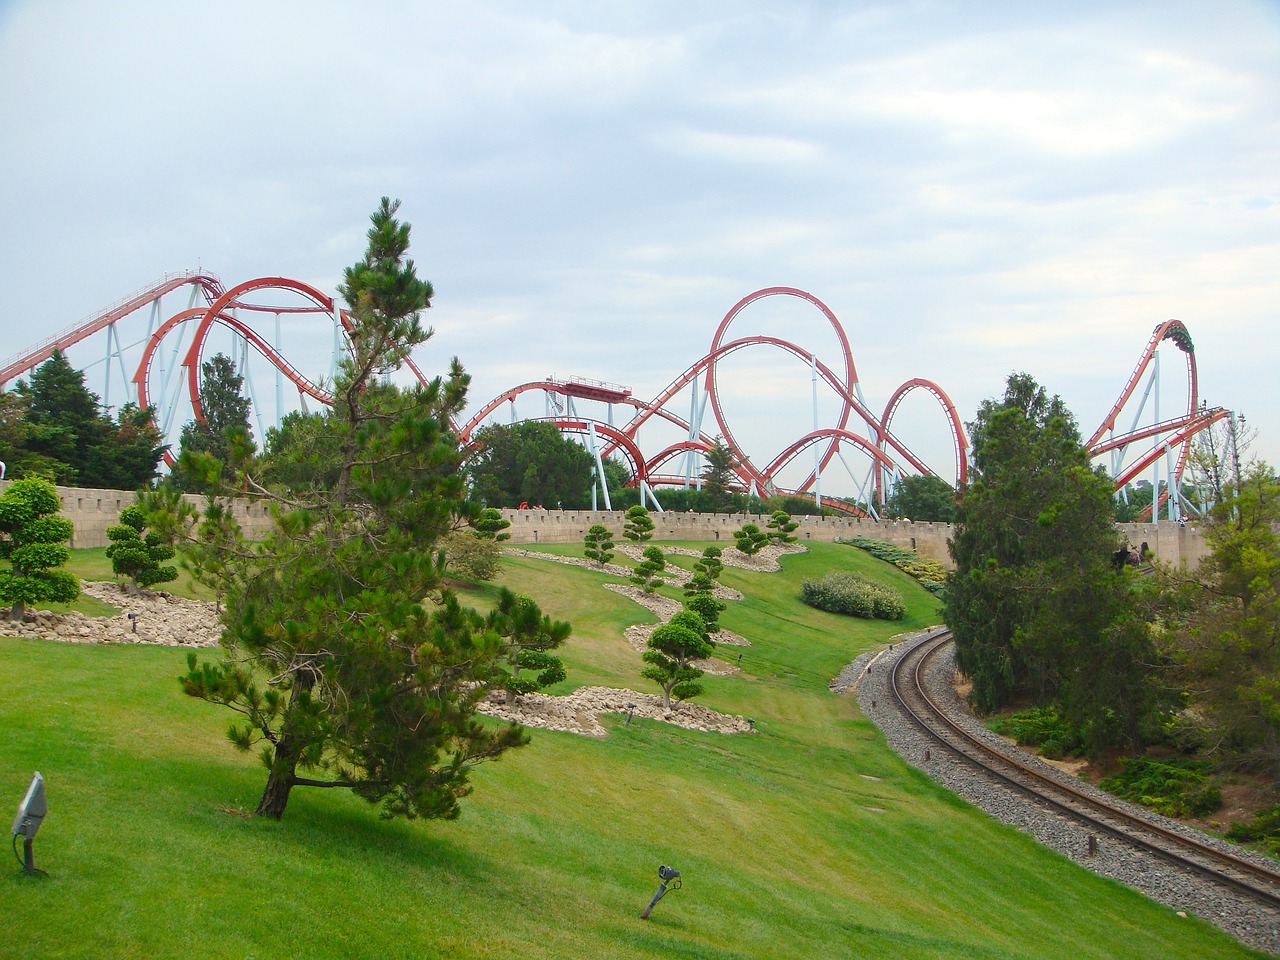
838, 633, 1280, 957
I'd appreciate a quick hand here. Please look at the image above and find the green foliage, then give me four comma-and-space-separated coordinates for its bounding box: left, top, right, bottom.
988, 706, 1081, 759
629, 544, 666, 593
642, 609, 715, 710
105, 503, 177, 590
945, 373, 1157, 759
10, 350, 166, 488
733, 522, 769, 556
487, 588, 571, 697
178, 198, 528, 821
583, 524, 615, 567
1098, 757, 1222, 819
800, 570, 905, 620
840, 536, 948, 595
0, 543, 1259, 960
0, 476, 78, 618
884, 473, 957, 523
701, 435, 741, 512
695, 545, 723, 580
1227, 803, 1280, 854
1167, 462, 1280, 787
622, 504, 654, 542
766, 509, 798, 544
472, 506, 511, 541
683, 589, 726, 634
257, 410, 341, 491
468, 420, 594, 509
442, 529, 501, 581
173, 353, 255, 493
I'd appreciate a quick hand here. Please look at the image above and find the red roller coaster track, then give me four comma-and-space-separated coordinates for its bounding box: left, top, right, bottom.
2, 275, 1224, 516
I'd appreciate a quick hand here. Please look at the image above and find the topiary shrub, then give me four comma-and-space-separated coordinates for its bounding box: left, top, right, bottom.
800, 571, 905, 620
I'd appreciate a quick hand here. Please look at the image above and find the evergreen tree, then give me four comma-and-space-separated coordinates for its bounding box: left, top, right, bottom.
766, 509, 798, 544
473, 506, 511, 541
0, 477, 78, 619
179, 198, 528, 821
733, 522, 769, 556
174, 352, 254, 492
701, 436, 741, 512
629, 545, 667, 594
84, 402, 167, 490
643, 610, 714, 710
16, 350, 106, 485
583, 524, 615, 567
106, 503, 177, 591
944, 374, 1156, 755
488, 587, 571, 699
622, 504, 655, 543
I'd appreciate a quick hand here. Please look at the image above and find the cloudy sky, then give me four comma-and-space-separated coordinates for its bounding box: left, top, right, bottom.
1, 1, 1276, 496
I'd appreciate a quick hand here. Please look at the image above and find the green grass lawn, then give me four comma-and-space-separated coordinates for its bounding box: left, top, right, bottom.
0, 542, 1264, 959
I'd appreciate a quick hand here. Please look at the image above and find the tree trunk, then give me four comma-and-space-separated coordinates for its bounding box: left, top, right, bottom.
255, 735, 302, 819
8, 600, 25, 621
255, 765, 296, 819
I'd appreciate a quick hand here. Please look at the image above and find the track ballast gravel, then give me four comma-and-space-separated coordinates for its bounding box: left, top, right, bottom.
837, 631, 1280, 957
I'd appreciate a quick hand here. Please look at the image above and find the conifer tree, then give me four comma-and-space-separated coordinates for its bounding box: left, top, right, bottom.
179, 199, 528, 820
106, 504, 177, 591
643, 610, 714, 710
584, 524, 615, 567
0, 477, 78, 619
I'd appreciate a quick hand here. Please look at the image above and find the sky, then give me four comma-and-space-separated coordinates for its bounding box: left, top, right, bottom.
1, 1, 1276, 498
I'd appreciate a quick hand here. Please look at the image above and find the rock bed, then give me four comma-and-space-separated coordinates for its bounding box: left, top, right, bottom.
479, 685, 752, 737
0, 581, 221, 647
841, 634, 1280, 957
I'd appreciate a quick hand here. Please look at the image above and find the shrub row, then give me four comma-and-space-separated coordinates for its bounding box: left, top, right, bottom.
800, 571, 905, 620
838, 537, 947, 595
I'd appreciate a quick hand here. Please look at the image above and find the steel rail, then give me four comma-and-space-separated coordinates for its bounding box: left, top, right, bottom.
889, 630, 1280, 909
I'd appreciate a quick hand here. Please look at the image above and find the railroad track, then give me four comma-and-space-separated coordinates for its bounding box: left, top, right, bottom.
889, 629, 1280, 913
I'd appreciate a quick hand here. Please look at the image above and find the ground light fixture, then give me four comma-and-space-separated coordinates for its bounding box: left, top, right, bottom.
640, 865, 681, 919
12, 771, 47, 876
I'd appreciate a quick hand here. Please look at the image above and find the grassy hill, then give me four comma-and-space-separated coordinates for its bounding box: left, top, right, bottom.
1, 542, 1264, 959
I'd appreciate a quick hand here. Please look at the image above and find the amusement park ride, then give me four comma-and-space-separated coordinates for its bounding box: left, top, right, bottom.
0, 272, 1230, 520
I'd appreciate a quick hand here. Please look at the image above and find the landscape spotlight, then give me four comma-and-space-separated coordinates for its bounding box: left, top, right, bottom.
11, 771, 47, 876
625, 703, 636, 726
640, 864, 681, 919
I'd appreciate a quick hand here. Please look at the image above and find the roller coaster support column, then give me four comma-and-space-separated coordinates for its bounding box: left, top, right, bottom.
588, 422, 611, 511
812, 353, 822, 510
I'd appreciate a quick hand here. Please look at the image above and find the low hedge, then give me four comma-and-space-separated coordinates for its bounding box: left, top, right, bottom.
838, 537, 947, 595
800, 571, 905, 620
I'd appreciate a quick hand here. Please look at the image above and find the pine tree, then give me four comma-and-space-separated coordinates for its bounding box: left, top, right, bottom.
180, 198, 528, 821
175, 352, 254, 492
623, 505, 655, 543
642, 610, 714, 710
701, 436, 741, 512
583, 524, 615, 567
105, 504, 177, 591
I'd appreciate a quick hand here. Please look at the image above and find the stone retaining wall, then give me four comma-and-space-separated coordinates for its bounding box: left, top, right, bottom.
0, 480, 1217, 570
